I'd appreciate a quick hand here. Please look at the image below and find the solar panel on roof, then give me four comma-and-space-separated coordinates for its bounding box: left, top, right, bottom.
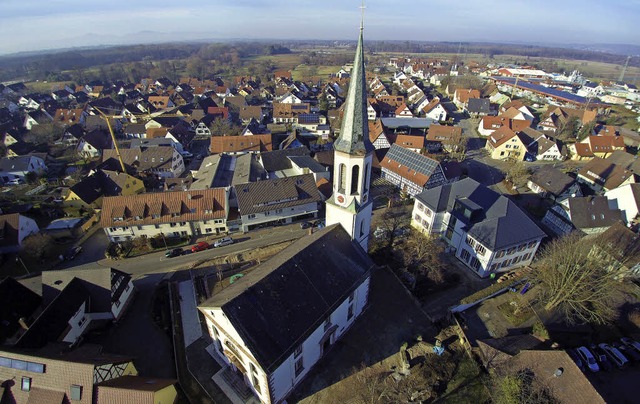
388, 145, 438, 174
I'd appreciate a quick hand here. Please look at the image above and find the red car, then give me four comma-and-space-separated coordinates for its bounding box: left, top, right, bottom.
191, 241, 209, 253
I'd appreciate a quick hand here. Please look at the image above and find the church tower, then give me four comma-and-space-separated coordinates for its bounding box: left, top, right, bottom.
325, 17, 374, 252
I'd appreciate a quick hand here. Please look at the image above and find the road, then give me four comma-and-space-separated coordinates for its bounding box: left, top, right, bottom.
91, 224, 310, 279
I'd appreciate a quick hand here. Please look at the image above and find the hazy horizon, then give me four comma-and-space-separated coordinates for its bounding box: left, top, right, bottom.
1, 0, 638, 55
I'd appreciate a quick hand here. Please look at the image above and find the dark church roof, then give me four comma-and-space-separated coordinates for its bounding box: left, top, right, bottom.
202, 225, 374, 372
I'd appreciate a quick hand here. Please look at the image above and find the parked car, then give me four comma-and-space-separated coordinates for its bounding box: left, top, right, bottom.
567, 348, 585, 371
165, 248, 183, 258
314, 219, 325, 229
300, 221, 311, 229
213, 237, 233, 248
589, 344, 612, 371
599, 343, 629, 368
621, 337, 640, 355
615, 342, 640, 362
180, 151, 193, 158
191, 242, 209, 252
65, 246, 82, 260
576, 346, 599, 372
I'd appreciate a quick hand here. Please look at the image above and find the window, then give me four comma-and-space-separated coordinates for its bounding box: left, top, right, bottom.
424, 208, 432, 217
527, 241, 537, 248
501, 259, 511, 268
415, 214, 421, 222
295, 357, 304, 377
475, 244, 486, 256
70, 385, 82, 401
294, 345, 302, 358
522, 253, 531, 261
348, 304, 354, 320
324, 317, 331, 331
417, 202, 424, 212
517, 243, 526, 252
349, 291, 355, 302
154, 224, 160, 229
507, 247, 516, 255
496, 250, 505, 258
248, 214, 256, 219
338, 163, 346, 192
465, 236, 475, 247
470, 257, 481, 270
276, 209, 283, 214
21, 377, 31, 392
351, 165, 360, 195
460, 249, 471, 262
252, 374, 261, 394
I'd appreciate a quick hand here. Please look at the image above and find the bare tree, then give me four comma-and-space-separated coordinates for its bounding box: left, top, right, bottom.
403, 231, 446, 283
21, 234, 55, 261
532, 233, 624, 324
504, 160, 530, 189
492, 369, 555, 404
378, 205, 409, 249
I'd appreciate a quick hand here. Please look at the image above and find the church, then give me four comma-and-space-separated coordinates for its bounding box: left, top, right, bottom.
198, 17, 376, 404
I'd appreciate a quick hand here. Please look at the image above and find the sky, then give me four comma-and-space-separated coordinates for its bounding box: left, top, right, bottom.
0, 0, 638, 55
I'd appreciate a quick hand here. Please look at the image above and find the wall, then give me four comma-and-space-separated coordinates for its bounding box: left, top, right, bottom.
240, 202, 318, 232
112, 280, 134, 320
17, 215, 39, 245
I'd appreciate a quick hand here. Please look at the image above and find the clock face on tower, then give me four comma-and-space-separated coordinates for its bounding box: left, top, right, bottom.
337, 195, 345, 204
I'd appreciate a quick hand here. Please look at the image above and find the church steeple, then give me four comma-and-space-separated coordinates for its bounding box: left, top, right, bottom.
333, 24, 374, 156
325, 8, 374, 252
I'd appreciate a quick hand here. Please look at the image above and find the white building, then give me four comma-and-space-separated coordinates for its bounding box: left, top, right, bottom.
411, 178, 546, 278
198, 225, 373, 404
101, 188, 229, 242
234, 174, 322, 232
0, 155, 47, 183
605, 183, 640, 225
380, 144, 446, 197
0, 213, 39, 253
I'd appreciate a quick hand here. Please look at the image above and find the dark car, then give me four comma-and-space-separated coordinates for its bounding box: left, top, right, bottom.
615, 342, 640, 361
300, 221, 311, 229
191, 242, 209, 253
65, 246, 82, 261
567, 348, 585, 371
590, 344, 612, 371
165, 248, 183, 258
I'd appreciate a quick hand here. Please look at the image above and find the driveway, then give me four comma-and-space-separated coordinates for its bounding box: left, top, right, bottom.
57, 230, 109, 270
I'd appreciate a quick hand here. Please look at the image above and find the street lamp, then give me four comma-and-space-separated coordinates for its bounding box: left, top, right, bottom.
16, 256, 30, 275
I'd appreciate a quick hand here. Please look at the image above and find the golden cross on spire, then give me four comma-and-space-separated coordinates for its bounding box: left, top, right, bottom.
360, 0, 366, 31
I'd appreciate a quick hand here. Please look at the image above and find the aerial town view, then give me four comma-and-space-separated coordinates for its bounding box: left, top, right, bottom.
1, 1, 639, 403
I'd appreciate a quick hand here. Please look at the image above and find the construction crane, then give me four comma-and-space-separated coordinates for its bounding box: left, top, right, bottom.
619, 56, 631, 83
94, 107, 189, 174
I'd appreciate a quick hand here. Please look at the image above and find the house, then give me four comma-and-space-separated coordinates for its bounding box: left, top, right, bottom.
60, 123, 85, 145
234, 174, 322, 231
571, 136, 626, 159
422, 97, 447, 121
239, 106, 265, 124
394, 134, 424, 152
96, 376, 178, 404
76, 129, 113, 159
65, 169, 144, 209
527, 166, 581, 205
604, 183, 640, 225
485, 126, 527, 161
53, 108, 87, 126
425, 125, 463, 153
593, 124, 618, 137
563, 196, 622, 235
23, 110, 52, 130
466, 98, 491, 117
102, 146, 185, 178
478, 116, 530, 137
538, 106, 597, 133
411, 178, 546, 277
394, 103, 414, 118
41, 266, 134, 323
101, 188, 229, 242
380, 144, 446, 196
146, 95, 174, 110
273, 103, 311, 124
595, 222, 640, 279
523, 129, 564, 161
198, 224, 373, 404
453, 88, 480, 110
576, 157, 635, 192
0, 155, 47, 183
0, 213, 39, 253
210, 134, 273, 155
0, 343, 138, 404
368, 119, 391, 149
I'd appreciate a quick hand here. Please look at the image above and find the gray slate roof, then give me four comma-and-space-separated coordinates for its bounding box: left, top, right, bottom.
467, 98, 491, 114
529, 166, 575, 196
415, 177, 546, 250
568, 196, 622, 231
235, 173, 322, 215
259, 147, 309, 172
333, 29, 374, 156
201, 224, 373, 371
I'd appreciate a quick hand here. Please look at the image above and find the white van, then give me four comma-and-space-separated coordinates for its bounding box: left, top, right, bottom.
599, 343, 629, 368
213, 236, 233, 248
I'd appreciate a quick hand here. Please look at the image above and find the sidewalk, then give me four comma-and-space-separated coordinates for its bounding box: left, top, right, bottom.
177, 280, 203, 348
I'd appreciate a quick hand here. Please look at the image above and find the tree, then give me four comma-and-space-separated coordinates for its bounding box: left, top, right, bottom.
532, 233, 624, 324
208, 118, 241, 137
403, 231, 446, 283
557, 116, 580, 141
504, 161, 530, 189
378, 205, 409, 249
448, 132, 468, 161
23, 123, 64, 145
186, 56, 206, 79
22, 234, 55, 261
492, 369, 554, 404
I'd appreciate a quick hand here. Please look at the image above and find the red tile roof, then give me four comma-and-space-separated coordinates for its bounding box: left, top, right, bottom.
209, 134, 272, 154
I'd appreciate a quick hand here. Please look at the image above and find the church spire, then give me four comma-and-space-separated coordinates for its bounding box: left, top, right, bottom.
333, 9, 374, 157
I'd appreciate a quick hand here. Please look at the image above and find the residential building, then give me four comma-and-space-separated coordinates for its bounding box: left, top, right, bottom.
0, 343, 138, 404
538, 106, 597, 133
0, 155, 47, 183
198, 224, 373, 404
576, 157, 635, 192
523, 129, 564, 161
96, 376, 178, 404
411, 178, 546, 277
485, 126, 527, 161
543, 196, 622, 235
453, 89, 480, 110
422, 97, 447, 121
570, 136, 626, 159
466, 98, 491, 117
425, 125, 463, 153
368, 119, 391, 149
394, 134, 424, 152
605, 183, 640, 225
272, 103, 311, 124
102, 146, 185, 178
325, 26, 375, 252
380, 144, 445, 197
235, 174, 322, 231
209, 134, 272, 155
527, 166, 581, 205
65, 169, 144, 209
0, 213, 39, 253
101, 188, 229, 242
478, 116, 530, 137
76, 129, 113, 159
